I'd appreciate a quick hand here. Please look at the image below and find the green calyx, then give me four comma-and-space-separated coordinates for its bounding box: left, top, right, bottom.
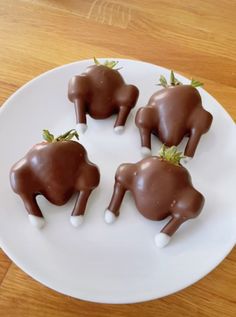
190, 78, 204, 88
159, 144, 185, 166
42, 129, 79, 143
158, 70, 182, 88
157, 70, 204, 88
93, 57, 122, 70
170, 70, 182, 86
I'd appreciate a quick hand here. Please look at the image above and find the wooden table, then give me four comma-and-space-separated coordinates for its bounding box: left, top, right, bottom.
0, 0, 235, 316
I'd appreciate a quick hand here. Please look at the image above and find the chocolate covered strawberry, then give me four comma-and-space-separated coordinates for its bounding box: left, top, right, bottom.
105, 145, 204, 247
68, 58, 139, 134
10, 129, 100, 228
135, 71, 213, 159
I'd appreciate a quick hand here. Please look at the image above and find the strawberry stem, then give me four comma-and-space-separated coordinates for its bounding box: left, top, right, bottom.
157, 70, 182, 87
157, 70, 204, 88
190, 78, 204, 87
93, 57, 122, 70
42, 129, 79, 143
159, 144, 185, 166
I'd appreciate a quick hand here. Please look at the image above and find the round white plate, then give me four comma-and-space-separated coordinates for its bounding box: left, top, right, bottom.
0, 59, 235, 304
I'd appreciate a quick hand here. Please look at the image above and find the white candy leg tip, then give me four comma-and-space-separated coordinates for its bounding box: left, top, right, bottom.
114, 126, 124, 134
155, 233, 171, 248
76, 123, 87, 134
141, 147, 152, 157
104, 209, 116, 224
182, 156, 192, 164
28, 215, 45, 229
70, 215, 84, 227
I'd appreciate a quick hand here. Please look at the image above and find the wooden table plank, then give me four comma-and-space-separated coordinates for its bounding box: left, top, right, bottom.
0, 0, 235, 315
0, 250, 11, 284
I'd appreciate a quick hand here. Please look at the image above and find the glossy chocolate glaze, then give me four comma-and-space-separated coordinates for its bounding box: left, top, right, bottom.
68, 65, 139, 128
107, 156, 204, 236
135, 85, 213, 157
10, 141, 100, 219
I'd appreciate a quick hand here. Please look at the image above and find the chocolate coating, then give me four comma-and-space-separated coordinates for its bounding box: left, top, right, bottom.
135, 85, 213, 157
10, 141, 100, 221
107, 156, 204, 238
68, 65, 139, 129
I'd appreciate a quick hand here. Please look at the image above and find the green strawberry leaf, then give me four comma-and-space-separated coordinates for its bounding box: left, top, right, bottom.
159, 144, 185, 166
93, 57, 122, 70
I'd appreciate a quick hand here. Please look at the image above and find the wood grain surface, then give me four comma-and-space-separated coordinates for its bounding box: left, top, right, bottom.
0, 0, 235, 316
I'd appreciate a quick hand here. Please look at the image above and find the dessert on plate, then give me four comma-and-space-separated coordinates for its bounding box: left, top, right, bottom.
68, 58, 139, 134
135, 71, 213, 159
10, 129, 100, 228
105, 145, 204, 247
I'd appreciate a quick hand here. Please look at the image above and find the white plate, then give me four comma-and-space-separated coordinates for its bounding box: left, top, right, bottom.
0, 59, 235, 304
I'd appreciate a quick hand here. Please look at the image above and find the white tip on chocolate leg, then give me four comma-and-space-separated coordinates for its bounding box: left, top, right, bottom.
141, 146, 151, 157
155, 233, 171, 248
104, 209, 116, 224
28, 215, 45, 229
182, 156, 192, 164
76, 123, 87, 134
114, 126, 124, 134
70, 215, 84, 227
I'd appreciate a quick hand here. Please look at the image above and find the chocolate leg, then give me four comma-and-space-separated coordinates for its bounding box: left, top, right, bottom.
22, 194, 45, 229
155, 216, 186, 248
72, 190, 92, 216
74, 99, 87, 133
139, 127, 152, 157
114, 84, 139, 133
139, 127, 151, 148
74, 99, 86, 124
114, 106, 131, 133
161, 216, 186, 236
185, 130, 201, 158
23, 195, 43, 217
104, 181, 126, 223
70, 190, 92, 227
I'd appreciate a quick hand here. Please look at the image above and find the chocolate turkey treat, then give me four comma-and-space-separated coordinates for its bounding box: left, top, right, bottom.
105, 145, 204, 247
68, 58, 139, 134
10, 129, 100, 229
135, 71, 213, 159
